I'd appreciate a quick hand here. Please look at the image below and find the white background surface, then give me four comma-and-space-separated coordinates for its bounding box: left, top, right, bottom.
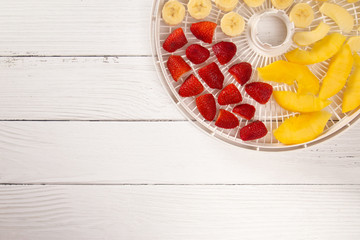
0, 0, 359, 239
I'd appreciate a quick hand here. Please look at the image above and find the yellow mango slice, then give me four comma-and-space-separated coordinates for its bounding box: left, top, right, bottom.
346, 36, 360, 52
293, 22, 330, 47
274, 111, 332, 145
342, 53, 360, 112
274, 91, 331, 112
320, 3, 354, 33
257, 60, 320, 94
285, 33, 346, 65
319, 44, 353, 99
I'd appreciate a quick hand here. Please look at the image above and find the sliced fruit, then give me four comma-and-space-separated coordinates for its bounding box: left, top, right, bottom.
347, 0, 359, 3
319, 44, 353, 99
257, 60, 319, 95
220, 12, 245, 37
217, 84, 242, 105
190, 21, 217, 44
186, 44, 210, 64
243, 0, 266, 8
346, 36, 360, 52
273, 91, 331, 113
245, 82, 273, 104
293, 22, 330, 47
187, 0, 212, 20
320, 2, 354, 33
215, 109, 239, 129
196, 94, 217, 121
285, 33, 347, 65
289, 3, 314, 28
229, 62, 252, 86
214, 0, 238, 12
271, 0, 293, 10
178, 74, 204, 97
273, 111, 332, 145
342, 53, 360, 112
198, 62, 224, 89
239, 121, 268, 141
167, 55, 191, 82
163, 28, 188, 53
233, 104, 256, 120
162, 0, 186, 26
212, 41, 237, 65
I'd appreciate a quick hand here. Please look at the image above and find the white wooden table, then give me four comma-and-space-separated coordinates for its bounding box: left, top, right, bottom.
0, 0, 359, 239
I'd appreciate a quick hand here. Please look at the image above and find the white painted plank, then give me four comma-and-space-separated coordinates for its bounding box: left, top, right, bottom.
0, 185, 359, 240
0, 57, 183, 120
0, 0, 152, 56
0, 121, 359, 184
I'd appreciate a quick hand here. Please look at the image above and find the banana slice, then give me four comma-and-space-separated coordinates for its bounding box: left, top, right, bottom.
271, 0, 293, 10
289, 3, 314, 28
162, 0, 186, 25
320, 2, 354, 33
244, 0, 265, 8
188, 0, 212, 20
215, 0, 238, 12
293, 22, 330, 46
221, 11, 245, 37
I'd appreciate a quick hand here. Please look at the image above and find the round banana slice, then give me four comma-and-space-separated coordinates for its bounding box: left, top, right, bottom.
162, 0, 186, 25
215, 0, 238, 12
289, 3, 314, 28
271, 0, 293, 10
244, 0, 265, 8
221, 11, 245, 37
188, 0, 212, 20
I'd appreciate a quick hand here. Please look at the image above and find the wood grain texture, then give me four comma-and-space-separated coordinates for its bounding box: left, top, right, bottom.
0, 121, 359, 184
0, 185, 359, 240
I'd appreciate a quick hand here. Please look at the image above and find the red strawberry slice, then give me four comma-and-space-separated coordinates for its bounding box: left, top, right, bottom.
190, 21, 217, 44
198, 62, 224, 89
245, 82, 273, 104
239, 120, 268, 141
179, 74, 204, 97
212, 41, 237, 65
167, 55, 191, 82
196, 94, 217, 121
163, 28, 188, 53
233, 104, 256, 120
215, 109, 239, 129
217, 84, 242, 105
186, 44, 210, 64
229, 62, 252, 85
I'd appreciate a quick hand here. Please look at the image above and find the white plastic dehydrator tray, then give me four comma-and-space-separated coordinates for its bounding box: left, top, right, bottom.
150, 0, 360, 151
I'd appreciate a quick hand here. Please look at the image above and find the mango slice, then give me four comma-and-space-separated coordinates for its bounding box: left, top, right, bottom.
346, 36, 360, 52
342, 53, 360, 112
293, 22, 330, 47
274, 111, 332, 145
320, 2, 354, 33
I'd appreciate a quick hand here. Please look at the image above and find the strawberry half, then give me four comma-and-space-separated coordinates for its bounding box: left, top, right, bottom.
186, 44, 210, 64
217, 84, 242, 105
198, 62, 224, 89
229, 62, 252, 85
239, 120, 268, 141
167, 55, 191, 82
163, 28, 188, 53
190, 21, 217, 44
233, 104, 256, 120
215, 109, 239, 129
179, 74, 204, 97
196, 94, 217, 121
212, 41, 237, 65
245, 82, 273, 104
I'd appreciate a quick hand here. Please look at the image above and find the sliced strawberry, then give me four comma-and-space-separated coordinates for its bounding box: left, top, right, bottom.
190, 21, 217, 44
245, 82, 273, 104
212, 41, 237, 65
215, 109, 239, 129
239, 120, 268, 141
179, 74, 204, 97
233, 104, 256, 120
196, 94, 217, 121
186, 44, 210, 64
167, 55, 191, 82
217, 84, 242, 105
229, 62, 252, 85
198, 62, 224, 89
163, 28, 188, 53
